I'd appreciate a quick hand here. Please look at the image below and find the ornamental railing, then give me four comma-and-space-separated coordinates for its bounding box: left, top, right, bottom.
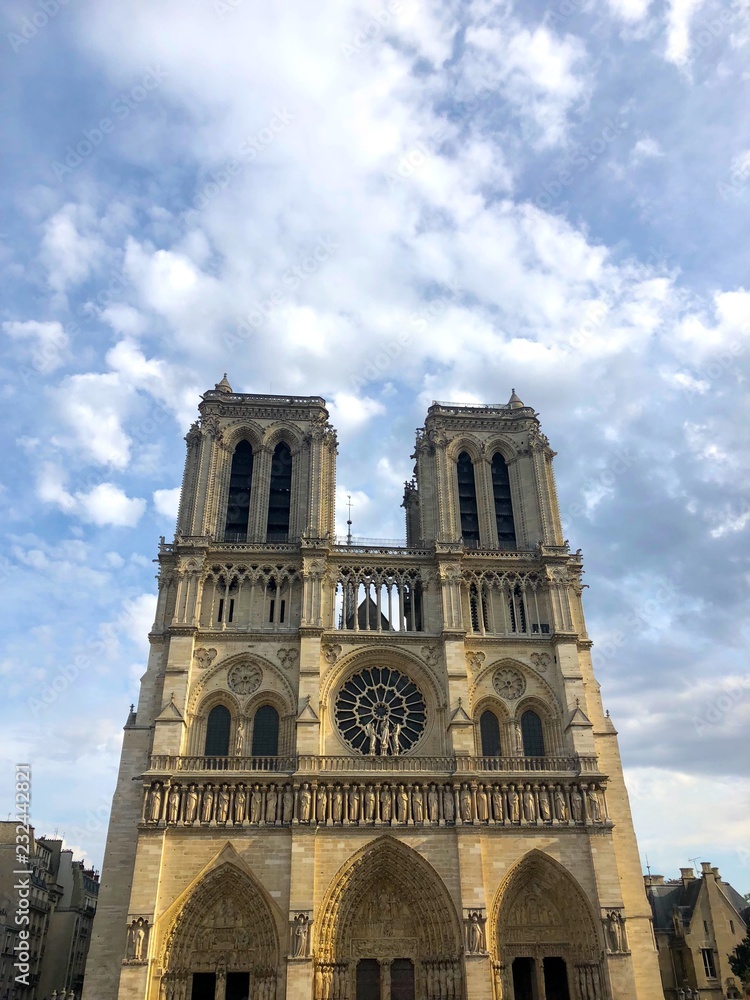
148, 754, 599, 775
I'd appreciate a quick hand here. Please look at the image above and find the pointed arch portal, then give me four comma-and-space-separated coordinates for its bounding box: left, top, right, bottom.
491, 851, 607, 1000
316, 837, 464, 999
160, 861, 280, 1000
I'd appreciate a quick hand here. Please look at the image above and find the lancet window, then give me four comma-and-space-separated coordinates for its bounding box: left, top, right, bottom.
251, 705, 280, 757
224, 440, 254, 542
204, 705, 231, 756
491, 451, 517, 547
464, 572, 549, 636
521, 710, 545, 757
457, 451, 480, 544
480, 710, 502, 757
266, 442, 292, 541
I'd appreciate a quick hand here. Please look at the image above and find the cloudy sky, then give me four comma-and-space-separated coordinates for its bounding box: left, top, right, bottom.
1, 0, 749, 890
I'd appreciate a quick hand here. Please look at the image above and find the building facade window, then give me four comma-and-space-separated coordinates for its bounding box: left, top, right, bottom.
251, 705, 280, 756
204, 705, 231, 756
701, 948, 716, 978
521, 710, 545, 757
491, 452, 517, 547
225, 440, 254, 541
266, 442, 292, 541
456, 451, 480, 544
480, 710, 502, 756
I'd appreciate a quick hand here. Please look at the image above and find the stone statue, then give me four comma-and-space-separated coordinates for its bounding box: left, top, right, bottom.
443, 786, 455, 823
147, 782, 163, 823
459, 785, 472, 822
476, 785, 489, 822
396, 784, 409, 823
364, 785, 376, 822
539, 786, 551, 822
606, 910, 626, 952
184, 784, 199, 824
234, 784, 246, 823
235, 719, 245, 756
299, 783, 312, 822
523, 784, 536, 822
586, 785, 602, 822
167, 784, 181, 824
467, 912, 485, 954
364, 720, 377, 755
492, 785, 504, 822
332, 785, 344, 823
427, 784, 439, 822
412, 784, 424, 823
133, 922, 146, 961
283, 785, 294, 824
508, 786, 520, 823
391, 721, 402, 755
265, 784, 278, 823
293, 913, 309, 958
380, 785, 392, 822
201, 784, 214, 823
571, 786, 583, 822
554, 784, 568, 822
380, 718, 391, 755
216, 783, 230, 823
250, 784, 263, 824
348, 784, 360, 822
316, 785, 328, 823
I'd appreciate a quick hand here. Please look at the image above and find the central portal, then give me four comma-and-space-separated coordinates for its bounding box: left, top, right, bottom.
355, 958, 415, 1000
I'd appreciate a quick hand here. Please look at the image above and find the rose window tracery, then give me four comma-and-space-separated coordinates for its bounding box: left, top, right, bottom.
334, 667, 427, 755
493, 667, 526, 700
227, 662, 262, 695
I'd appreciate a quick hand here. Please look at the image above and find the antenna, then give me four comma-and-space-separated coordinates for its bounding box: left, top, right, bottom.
645, 853, 652, 877
688, 856, 700, 873
346, 494, 353, 546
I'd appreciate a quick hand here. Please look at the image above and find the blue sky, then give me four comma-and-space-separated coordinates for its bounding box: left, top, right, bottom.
1, 0, 748, 891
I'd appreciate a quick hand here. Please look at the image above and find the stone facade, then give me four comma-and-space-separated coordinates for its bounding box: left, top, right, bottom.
646, 864, 749, 999
83, 381, 663, 1000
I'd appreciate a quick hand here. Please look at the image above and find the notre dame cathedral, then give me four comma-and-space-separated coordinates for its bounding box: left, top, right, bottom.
83, 378, 662, 1000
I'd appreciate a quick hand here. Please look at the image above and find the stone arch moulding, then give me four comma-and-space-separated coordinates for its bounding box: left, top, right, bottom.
319, 644, 446, 756
315, 835, 464, 999
157, 844, 283, 997
221, 420, 265, 453
262, 420, 305, 455
444, 436, 484, 464
489, 849, 608, 1000
187, 650, 296, 718
469, 657, 561, 715
483, 433, 521, 464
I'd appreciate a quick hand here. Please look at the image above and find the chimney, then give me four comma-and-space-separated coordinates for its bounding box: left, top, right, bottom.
700, 862, 714, 877
680, 868, 695, 882
711, 866, 721, 881
645, 875, 665, 886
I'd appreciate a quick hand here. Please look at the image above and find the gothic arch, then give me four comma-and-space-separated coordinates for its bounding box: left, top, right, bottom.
221, 420, 264, 453
484, 434, 521, 464
490, 850, 606, 1000
320, 644, 446, 756
158, 849, 282, 999
444, 436, 484, 464
262, 421, 304, 455
188, 651, 296, 718
316, 837, 464, 998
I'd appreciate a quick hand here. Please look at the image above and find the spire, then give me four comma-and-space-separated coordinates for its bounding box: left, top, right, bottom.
215, 373, 232, 394
346, 494, 353, 546
508, 387, 524, 409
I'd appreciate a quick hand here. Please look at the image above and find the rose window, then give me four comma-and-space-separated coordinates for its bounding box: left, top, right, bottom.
227, 663, 262, 695
334, 666, 427, 755
493, 667, 526, 700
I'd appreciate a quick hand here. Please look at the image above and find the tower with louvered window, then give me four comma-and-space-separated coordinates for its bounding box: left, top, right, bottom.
84, 379, 661, 1000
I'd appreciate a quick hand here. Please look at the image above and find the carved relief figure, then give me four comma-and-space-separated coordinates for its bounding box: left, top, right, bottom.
201, 784, 214, 823
293, 913, 310, 958
250, 784, 263, 824
391, 721, 402, 755
364, 720, 377, 755
412, 784, 424, 822
216, 784, 230, 824
586, 784, 602, 822
571, 786, 583, 822
428, 784, 439, 822
523, 784, 536, 822
380, 784, 392, 822
396, 784, 409, 823
467, 912, 485, 954
443, 785, 455, 823
476, 785, 489, 822
348, 785, 360, 822
492, 785, 504, 822
184, 784, 199, 824
539, 786, 551, 822
460, 784, 473, 822
299, 783, 312, 822
332, 785, 344, 823
508, 785, 520, 823
554, 784, 568, 822
234, 784, 246, 823
235, 719, 245, 756
364, 785, 376, 822
283, 785, 294, 823
316, 784, 328, 823
147, 782, 163, 823
265, 784, 278, 823
167, 784, 181, 824
133, 923, 146, 961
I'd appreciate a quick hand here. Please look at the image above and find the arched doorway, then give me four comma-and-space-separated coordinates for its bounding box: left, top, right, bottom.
159, 861, 280, 1000
316, 837, 464, 999
491, 851, 607, 1000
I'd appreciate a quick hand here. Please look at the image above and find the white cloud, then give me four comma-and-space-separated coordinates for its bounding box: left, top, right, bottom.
665, 0, 705, 66
36, 465, 145, 527
2, 320, 70, 373
606, 0, 652, 22
631, 136, 663, 163
54, 372, 133, 469
153, 487, 181, 520
328, 393, 386, 432
40, 204, 105, 295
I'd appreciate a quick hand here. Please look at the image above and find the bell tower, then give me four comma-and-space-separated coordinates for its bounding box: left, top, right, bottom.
84, 383, 662, 1000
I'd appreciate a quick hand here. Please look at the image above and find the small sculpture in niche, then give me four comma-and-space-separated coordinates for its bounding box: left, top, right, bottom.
291, 912, 311, 958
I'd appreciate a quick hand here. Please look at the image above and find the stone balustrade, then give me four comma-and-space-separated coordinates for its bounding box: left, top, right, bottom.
148, 753, 599, 775
141, 775, 610, 829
